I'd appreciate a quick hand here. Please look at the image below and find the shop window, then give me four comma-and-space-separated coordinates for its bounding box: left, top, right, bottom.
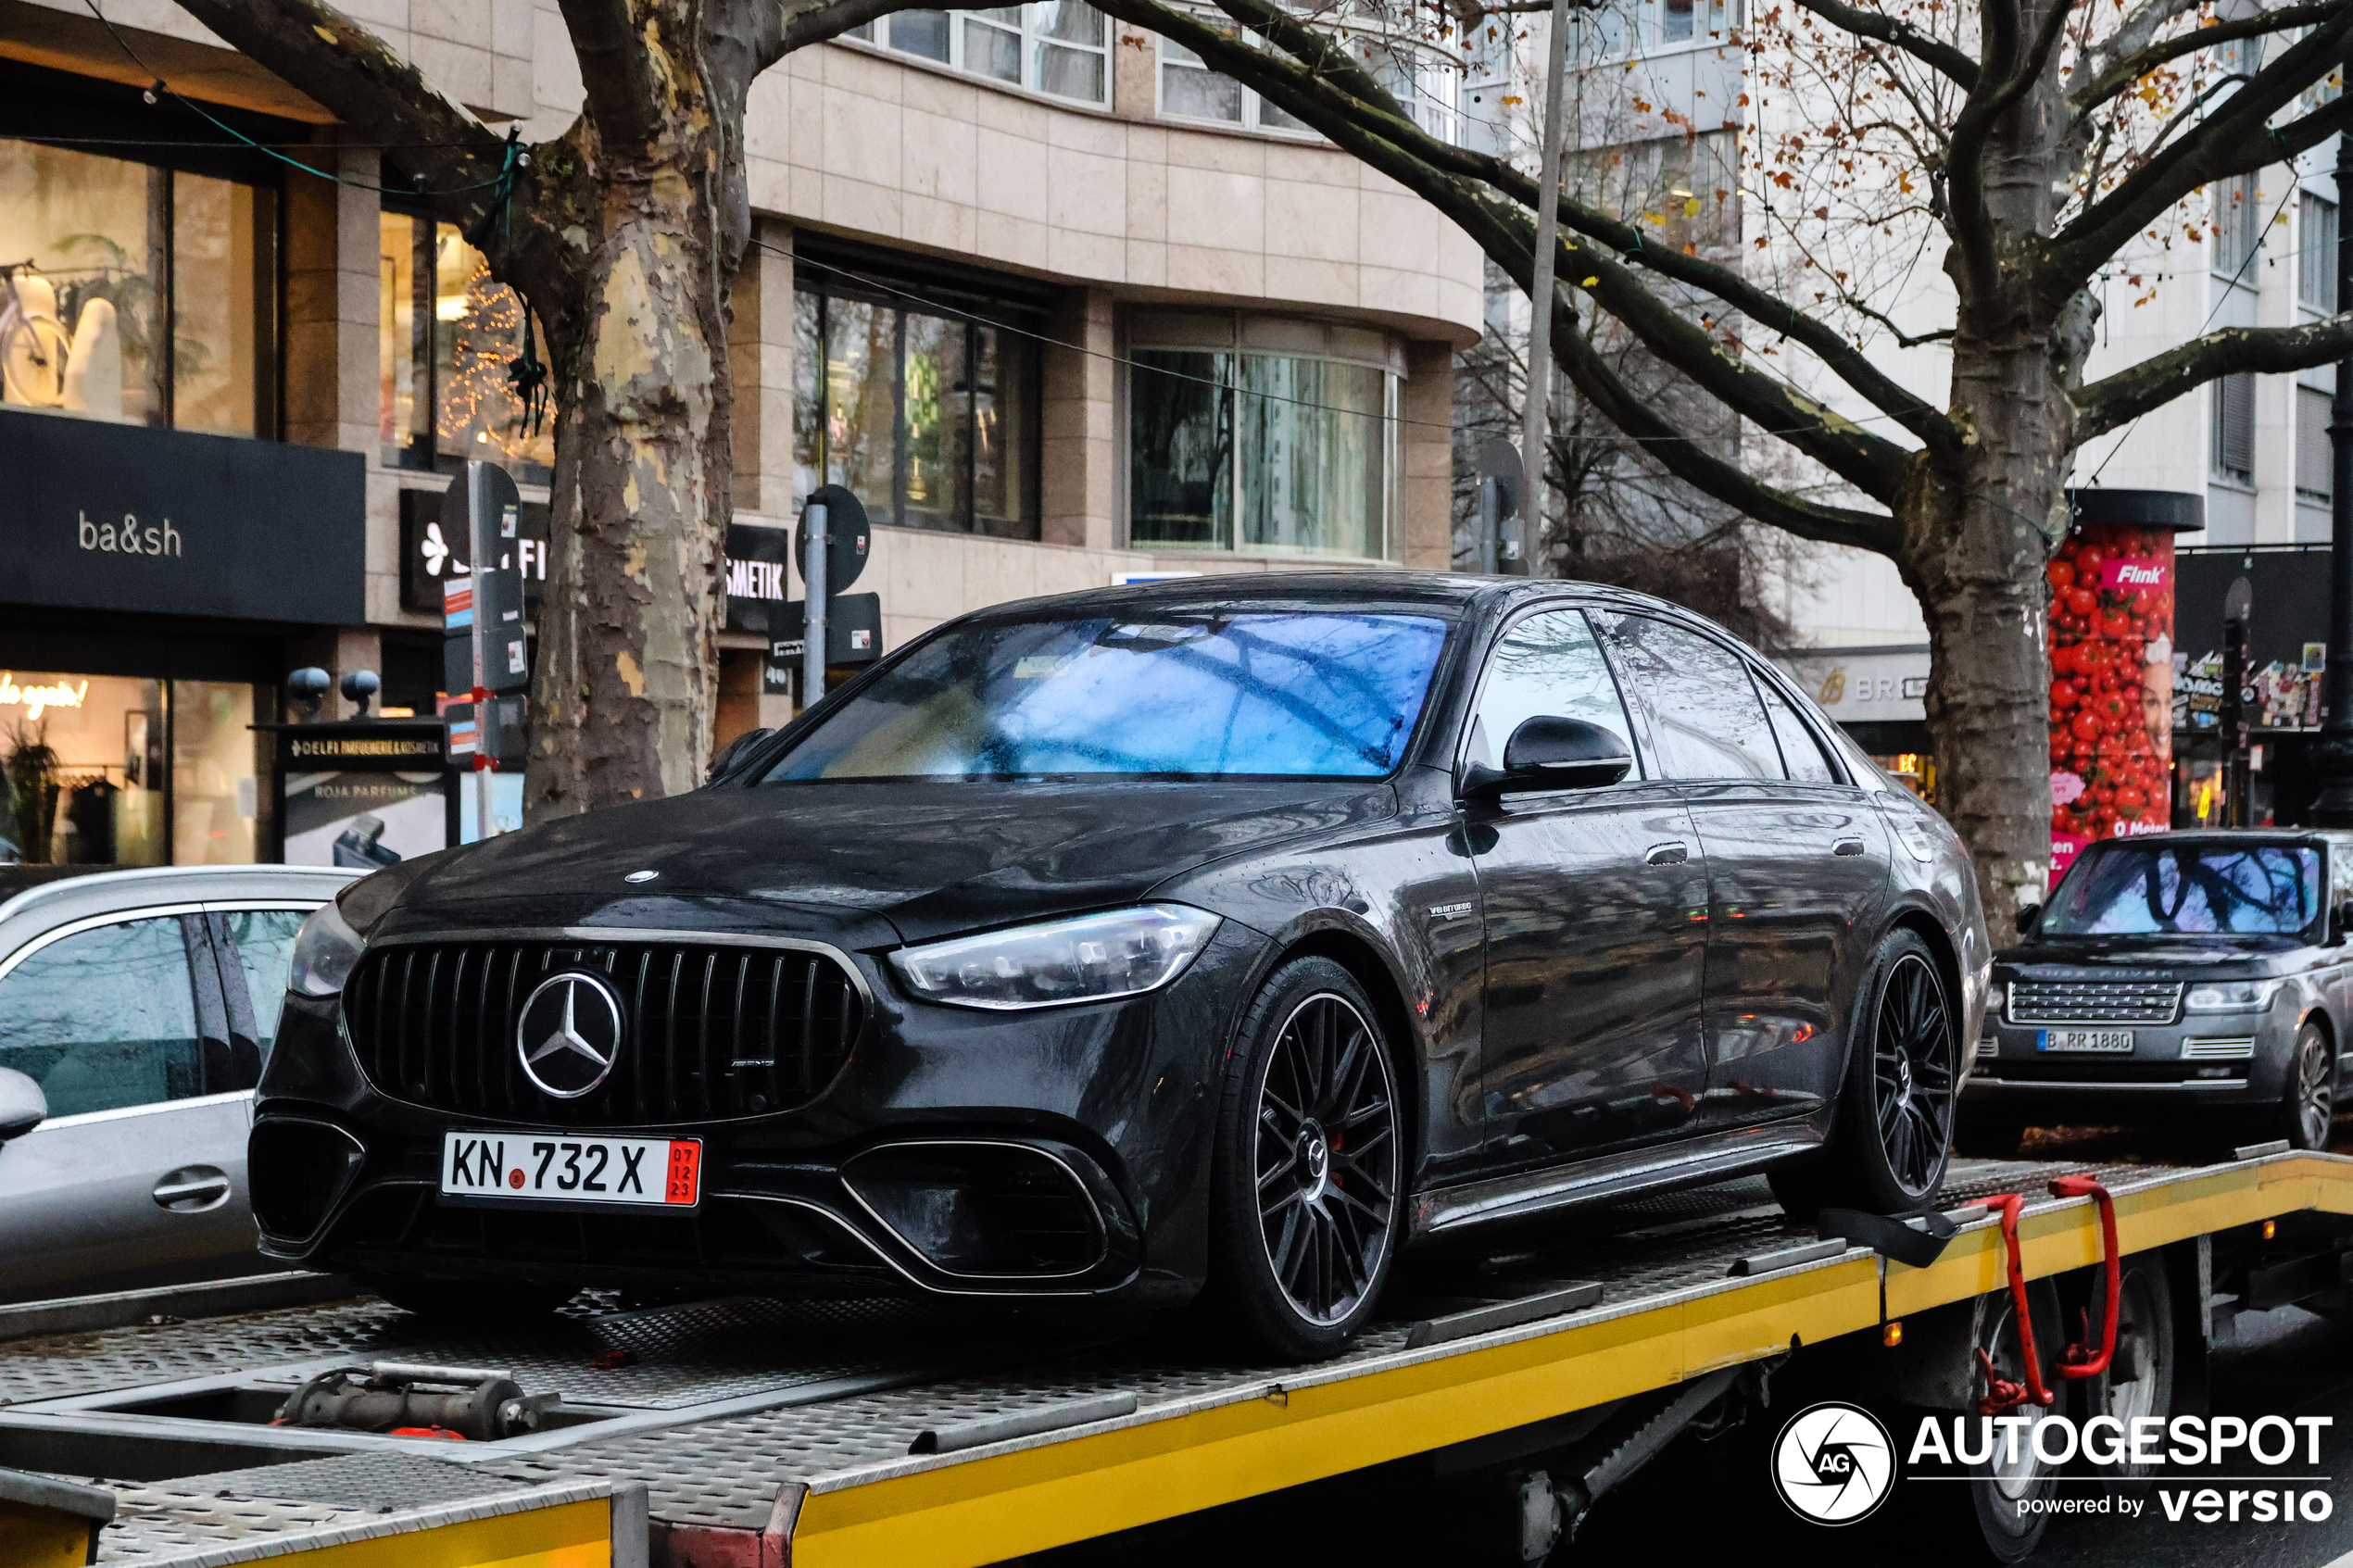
0, 671, 257, 869
1127, 313, 1398, 561
792, 270, 1040, 539
379, 207, 554, 483
844, 3, 1111, 105
0, 140, 275, 434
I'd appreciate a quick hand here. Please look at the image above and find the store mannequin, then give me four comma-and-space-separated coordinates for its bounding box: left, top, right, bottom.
60, 296, 121, 419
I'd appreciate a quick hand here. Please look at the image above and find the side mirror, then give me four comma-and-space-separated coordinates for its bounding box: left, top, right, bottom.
1463, 716, 1634, 798
0, 1067, 46, 1143
707, 727, 775, 784
2014, 904, 2043, 936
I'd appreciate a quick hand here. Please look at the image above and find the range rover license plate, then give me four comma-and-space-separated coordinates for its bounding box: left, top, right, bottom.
440, 1132, 700, 1207
2036, 1029, 2134, 1053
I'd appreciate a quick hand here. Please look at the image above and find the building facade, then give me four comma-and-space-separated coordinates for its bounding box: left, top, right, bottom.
0, 0, 1484, 868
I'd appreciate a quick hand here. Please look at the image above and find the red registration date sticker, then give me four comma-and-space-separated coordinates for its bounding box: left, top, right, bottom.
665, 1140, 701, 1205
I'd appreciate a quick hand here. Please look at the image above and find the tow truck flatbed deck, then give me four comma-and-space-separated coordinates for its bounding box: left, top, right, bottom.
5, 1150, 2347, 1568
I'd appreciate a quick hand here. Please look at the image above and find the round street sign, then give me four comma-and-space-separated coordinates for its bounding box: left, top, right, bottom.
797, 484, 871, 596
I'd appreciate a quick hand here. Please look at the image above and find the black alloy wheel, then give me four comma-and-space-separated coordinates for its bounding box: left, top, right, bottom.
1771, 928, 1956, 1218
1210, 957, 1404, 1359
1875, 950, 1957, 1197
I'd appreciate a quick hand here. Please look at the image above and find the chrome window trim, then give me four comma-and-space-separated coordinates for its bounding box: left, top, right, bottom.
35, 1089, 254, 1129
0, 904, 210, 985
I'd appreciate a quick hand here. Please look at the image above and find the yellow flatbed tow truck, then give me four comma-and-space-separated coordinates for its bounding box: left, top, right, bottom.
3, 1148, 2347, 1568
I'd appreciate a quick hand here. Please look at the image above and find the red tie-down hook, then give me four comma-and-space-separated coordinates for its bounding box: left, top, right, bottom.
1968, 1176, 2122, 1415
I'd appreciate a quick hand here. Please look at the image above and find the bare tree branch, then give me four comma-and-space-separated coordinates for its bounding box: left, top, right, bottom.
555, 0, 660, 148
1788, 0, 1982, 89
2070, 2, 2344, 118
2074, 313, 2353, 439
2045, 15, 2353, 296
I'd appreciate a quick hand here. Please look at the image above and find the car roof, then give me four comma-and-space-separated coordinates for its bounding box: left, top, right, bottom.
949, 570, 1731, 632
0, 864, 357, 937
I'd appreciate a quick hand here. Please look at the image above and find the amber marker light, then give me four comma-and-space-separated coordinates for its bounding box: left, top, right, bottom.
1882, 1321, 1904, 1348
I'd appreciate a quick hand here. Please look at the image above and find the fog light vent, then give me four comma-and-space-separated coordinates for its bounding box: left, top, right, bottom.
844, 1143, 1107, 1280
249, 1117, 366, 1241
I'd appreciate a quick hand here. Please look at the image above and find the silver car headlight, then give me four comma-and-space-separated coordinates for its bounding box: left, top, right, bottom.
890, 905, 1222, 1011
290, 900, 367, 997
2184, 978, 2284, 1013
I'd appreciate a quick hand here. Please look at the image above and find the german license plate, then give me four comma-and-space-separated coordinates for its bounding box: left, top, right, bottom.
440, 1131, 700, 1207
2037, 1029, 2134, 1053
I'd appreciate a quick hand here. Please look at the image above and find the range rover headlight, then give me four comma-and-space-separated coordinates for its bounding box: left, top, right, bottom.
290, 900, 367, 997
890, 905, 1222, 1011
2184, 978, 2284, 1013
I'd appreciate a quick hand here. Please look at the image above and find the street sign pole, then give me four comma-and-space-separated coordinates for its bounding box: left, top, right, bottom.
803, 501, 829, 710
1516, 0, 1572, 576
2311, 133, 2353, 826
469, 462, 495, 838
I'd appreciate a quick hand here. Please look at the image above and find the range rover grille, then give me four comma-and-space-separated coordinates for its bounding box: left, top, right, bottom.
343, 939, 862, 1125
2007, 978, 2182, 1026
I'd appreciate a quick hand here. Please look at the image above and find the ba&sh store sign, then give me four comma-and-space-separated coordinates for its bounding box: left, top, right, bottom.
0, 407, 365, 623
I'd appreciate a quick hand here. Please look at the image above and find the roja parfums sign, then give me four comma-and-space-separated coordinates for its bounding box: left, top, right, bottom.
0, 407, 365, 623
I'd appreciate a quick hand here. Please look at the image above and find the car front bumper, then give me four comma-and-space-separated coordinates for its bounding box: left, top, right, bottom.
248, 919, 1276, 1307
1960, 1005, 2290, 1118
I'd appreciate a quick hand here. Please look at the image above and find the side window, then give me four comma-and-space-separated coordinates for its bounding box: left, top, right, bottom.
1595, 613, 1782, 782
219, 909, 310, 1061
1468, 608, 1642, 778
0, 918, 202, 1117
1757, 678, 1839, 784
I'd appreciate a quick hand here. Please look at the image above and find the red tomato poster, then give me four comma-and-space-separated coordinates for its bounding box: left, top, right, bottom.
2048, 523, 2174, 883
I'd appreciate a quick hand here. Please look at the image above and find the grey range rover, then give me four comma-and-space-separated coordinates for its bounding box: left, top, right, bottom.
1962, 831, 2353, 1152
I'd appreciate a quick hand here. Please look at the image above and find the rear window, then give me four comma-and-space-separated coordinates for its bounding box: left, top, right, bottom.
2044, 843, 2322, 936
761, 611, 1449, 783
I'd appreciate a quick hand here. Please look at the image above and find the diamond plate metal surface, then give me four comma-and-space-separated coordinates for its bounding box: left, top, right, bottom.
98, 1486, 376, 1562
165, 1451, 534, 1512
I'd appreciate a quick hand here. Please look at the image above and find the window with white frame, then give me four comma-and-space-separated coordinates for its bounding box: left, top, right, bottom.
2211, 172, 2264, 280
2213, 371, 2256, 483
1156, 21, 1463, 144
1158, 37, 1311, 132
842, 4, 1112, 105
1571, 0, 1742, 60
2297, 383, 2334, 502
2302, 193, 2339, 311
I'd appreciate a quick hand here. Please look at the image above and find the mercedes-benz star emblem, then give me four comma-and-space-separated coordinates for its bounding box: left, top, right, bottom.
515, 972, 624, 1098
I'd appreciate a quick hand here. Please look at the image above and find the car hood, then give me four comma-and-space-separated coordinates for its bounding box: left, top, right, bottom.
1996, 934, 2309, 977
360, 779, 1392, 947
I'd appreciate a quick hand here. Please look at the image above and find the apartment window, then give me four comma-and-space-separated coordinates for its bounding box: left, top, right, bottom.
0, 139, 276, 435
2300, 384, 2335, 502
2213, 371, 2256, 483
1127, 312, 1400, 561
1573, 0, 1741, 59
792, 257, 1041, 539
2302, 194, 2339, 311
1159, 38, 1310, 132
379, 207, 554, 483
845, 4, 1111, 105
2213, 172, 2263, 279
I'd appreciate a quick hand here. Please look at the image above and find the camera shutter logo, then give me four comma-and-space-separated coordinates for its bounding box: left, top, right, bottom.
516, 972, 624, 1098
1771, 1402, 1895, 1524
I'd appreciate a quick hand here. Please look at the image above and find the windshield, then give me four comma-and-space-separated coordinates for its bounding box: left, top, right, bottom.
2043, 843, 2322, 936
760, 611, 1450, 783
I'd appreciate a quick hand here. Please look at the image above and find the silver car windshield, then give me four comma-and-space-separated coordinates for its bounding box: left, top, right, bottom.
2044, 843, 2322, 936
761, 611, 1449, 783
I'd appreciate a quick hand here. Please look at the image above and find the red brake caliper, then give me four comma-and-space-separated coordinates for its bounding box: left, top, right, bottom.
1969, 1176, 2124, 1414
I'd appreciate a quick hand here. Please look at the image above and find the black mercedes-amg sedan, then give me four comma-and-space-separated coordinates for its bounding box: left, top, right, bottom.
250, 573, 1987, 1357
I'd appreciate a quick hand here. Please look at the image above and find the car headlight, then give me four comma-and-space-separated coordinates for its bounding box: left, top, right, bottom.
290, 900, 367, 997
889, 905, 1222, 1011
2184, 979, 2284, 1013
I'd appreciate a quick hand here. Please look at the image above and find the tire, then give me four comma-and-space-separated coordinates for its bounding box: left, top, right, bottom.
2082, 1252, 2175, 1480
1772, 929, 1956, 1219
1207, 957, 1405, 1361
1900, 1279, 2066, 1563
361, 1273, 576, 1320
0, 310, 70, 406
2275, 1020, 2334, 1152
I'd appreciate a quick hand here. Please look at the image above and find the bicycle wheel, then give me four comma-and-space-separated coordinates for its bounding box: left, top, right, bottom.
2, 310, 72, 406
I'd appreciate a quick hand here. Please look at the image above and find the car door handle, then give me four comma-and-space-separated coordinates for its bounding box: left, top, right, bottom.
1645, 841, 1690, 866
153, 1167, 232, 1213
1831, 836, 1867, 857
